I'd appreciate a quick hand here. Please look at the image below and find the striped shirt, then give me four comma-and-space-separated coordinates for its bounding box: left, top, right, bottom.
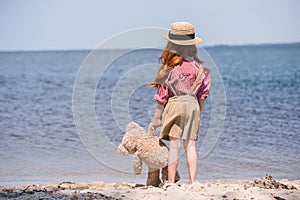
154, 57, 210, 105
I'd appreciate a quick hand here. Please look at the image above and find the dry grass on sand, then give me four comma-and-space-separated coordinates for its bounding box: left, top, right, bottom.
0, 175, 299, 200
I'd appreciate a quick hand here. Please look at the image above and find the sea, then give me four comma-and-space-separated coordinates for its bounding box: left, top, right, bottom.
0, 43, 299, 187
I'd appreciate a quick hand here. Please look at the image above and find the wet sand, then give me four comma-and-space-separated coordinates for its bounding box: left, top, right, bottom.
0, 176, 299, 200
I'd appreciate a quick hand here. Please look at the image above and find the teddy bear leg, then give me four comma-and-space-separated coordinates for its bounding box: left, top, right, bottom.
161, 166, 168, 182
161, 166, 181, 183
146, 168, 161, 187
175, 170, 181, 182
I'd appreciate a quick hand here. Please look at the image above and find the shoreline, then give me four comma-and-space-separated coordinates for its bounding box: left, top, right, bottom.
1, 176, 299, 200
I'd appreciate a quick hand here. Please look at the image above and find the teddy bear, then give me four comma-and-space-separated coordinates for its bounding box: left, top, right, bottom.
118, 122, 180, 187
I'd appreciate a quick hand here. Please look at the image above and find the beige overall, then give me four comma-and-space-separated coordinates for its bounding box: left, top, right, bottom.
159, 66, 204, 141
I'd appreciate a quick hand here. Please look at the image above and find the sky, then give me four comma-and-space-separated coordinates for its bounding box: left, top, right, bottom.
0, 0, 299, 50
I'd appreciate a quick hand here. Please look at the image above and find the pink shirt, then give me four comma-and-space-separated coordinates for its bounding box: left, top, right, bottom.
154, 57, 210, 105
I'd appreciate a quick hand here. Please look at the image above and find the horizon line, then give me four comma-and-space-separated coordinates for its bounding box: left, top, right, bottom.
0, 41, 299, 53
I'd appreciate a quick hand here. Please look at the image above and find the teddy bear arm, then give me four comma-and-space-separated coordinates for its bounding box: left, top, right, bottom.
133, 153, 142, 175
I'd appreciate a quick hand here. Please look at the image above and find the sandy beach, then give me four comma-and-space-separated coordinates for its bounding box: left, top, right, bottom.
0, 176, 299, 200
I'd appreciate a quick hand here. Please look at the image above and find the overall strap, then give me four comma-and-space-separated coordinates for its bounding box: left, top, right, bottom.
165, 79, 178, 96
187, 65, 204, 95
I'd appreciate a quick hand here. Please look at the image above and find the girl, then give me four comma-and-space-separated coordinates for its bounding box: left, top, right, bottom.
149, 22, 210, 187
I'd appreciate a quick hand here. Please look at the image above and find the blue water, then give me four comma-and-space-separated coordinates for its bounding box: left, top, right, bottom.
0, 43, 299, 186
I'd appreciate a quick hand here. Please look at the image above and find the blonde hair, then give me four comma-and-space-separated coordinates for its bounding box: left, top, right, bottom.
149, 42, 204, 88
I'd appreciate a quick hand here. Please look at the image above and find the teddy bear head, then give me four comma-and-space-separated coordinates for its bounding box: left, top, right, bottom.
118, 122, 147, 156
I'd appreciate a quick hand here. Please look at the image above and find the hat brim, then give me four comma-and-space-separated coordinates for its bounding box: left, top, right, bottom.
163, 33, 202, 45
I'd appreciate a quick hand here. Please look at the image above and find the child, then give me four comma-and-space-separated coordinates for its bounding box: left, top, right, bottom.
149, 22, 210, 187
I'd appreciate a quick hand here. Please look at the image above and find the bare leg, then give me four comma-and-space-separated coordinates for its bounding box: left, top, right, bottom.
162, 166, 181, 183
184, 139, 197, 183
168, 137, 181, 183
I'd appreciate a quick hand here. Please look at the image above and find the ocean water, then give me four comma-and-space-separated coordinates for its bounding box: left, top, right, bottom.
0, 43, 299, 186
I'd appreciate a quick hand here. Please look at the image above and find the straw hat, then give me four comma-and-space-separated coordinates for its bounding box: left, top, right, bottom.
163, 22, 202, 45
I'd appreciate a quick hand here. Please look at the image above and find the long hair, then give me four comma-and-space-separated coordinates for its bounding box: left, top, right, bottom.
149, 42, 204, 88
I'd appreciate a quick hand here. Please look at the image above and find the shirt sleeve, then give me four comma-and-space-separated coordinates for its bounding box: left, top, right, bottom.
154, 84, 169, 105
197, 73, 211, 99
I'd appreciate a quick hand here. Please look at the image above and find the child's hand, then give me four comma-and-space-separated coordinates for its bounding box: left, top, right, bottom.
148, 123, 157, 136
151, 117, 161, 128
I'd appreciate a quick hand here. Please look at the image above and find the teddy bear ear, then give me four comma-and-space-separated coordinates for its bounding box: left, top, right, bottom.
118, 144, 129, 156
126, 122, 147, 137
126, 122, 139, 132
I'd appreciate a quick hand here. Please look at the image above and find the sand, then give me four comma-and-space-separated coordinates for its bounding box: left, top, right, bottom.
0, 176, 299, 200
